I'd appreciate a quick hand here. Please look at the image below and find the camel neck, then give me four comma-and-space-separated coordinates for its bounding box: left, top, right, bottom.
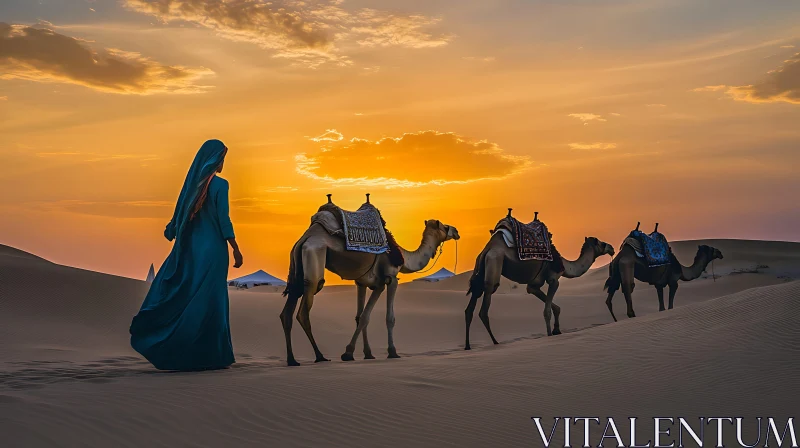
399, 230, 442, 273
680, 252, 711, 281
561, 244, 596, 279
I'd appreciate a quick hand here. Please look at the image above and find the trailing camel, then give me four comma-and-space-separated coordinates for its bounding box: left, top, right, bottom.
603, 225, 723, 320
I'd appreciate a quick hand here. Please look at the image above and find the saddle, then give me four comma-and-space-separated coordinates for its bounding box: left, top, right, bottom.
621, 222, 671, 267
491, 210, 564, 273
314, 194, 404, 267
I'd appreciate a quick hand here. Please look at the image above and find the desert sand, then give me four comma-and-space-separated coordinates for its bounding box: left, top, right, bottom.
1, 239, 799, 447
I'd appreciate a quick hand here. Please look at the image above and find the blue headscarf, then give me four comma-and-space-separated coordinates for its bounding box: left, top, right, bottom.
161, 139, 227, 284
164, 139, 228, 242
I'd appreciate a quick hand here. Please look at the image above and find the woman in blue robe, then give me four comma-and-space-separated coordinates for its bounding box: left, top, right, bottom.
130, 139, 244, 371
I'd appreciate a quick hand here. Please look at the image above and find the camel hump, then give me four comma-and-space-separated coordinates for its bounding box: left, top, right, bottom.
310, 211, 343, 235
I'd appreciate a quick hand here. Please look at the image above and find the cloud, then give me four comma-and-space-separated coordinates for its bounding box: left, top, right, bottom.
361, 66, 381, 75
35, 151, 159, 162
0, 95, 7, 100
462, 56, 495, 62
309, 129, 344, 142
230, 197, 279, 210
694, 53, 800, 105
692, 85, 727, 92
780, 45, 795, 49
350, 10, 453, 48
262, 186, 298, 193
568, 113, 606, 124
37, 197, 296, 220
725, 52, 800, 104
568, 142, 617, 150
296, 130, 531, 188
123, 1, 452, 68
646, 103, 666, 107
37, 200, 172, 219
0, 22, 213, 94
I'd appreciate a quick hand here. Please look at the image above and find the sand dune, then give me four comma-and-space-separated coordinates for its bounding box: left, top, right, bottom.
1, 239, 798, 447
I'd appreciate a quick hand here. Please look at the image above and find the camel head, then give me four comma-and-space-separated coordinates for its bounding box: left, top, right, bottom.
584, 236, 615, 258
698, 244, 724, 260
424, 220, 460, 243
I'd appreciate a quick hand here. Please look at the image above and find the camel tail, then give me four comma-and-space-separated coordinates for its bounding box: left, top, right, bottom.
604, 260, 621, 293
467, 251, 486, 297
282, 235, 309, 298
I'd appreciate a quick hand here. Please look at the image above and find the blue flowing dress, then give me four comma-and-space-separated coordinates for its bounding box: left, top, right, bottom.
130, 175, 236, 371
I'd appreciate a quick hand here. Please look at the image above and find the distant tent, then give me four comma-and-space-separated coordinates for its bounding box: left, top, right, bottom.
228, 270, 287, 289
145, 264, 155, 283
413, 268, 455, 282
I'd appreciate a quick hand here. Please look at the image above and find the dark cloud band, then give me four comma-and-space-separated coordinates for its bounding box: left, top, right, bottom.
0, 22, 212, 94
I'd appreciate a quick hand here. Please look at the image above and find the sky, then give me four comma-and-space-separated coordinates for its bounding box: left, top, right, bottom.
1, 0, 799, 282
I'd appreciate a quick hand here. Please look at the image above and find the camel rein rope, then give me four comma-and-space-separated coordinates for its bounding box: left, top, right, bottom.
454, 239, 458, 275
416, 242, 445, 274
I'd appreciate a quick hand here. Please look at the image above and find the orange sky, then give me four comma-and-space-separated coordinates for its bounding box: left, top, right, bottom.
1, 0, 799, 282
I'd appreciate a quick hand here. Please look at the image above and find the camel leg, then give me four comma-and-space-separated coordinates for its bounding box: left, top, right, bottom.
294, 244, 328, 363
342, 285, 385, 361
386, 276, 401, 359
355, 285, 374, 359
527, 285, 562, 335
478, 252, 502, 345
620, 259, 636, 318
297, 285, 328, 363
464, 290, 480, 350
605, 290, 618, 322
656, 286, 665, 311
541, 279, 559, 336
668, 282, 678, 309
280, 293, 301, 366
546, 279, 560, 335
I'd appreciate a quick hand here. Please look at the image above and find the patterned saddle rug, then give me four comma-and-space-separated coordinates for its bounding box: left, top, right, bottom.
495, 217, 554, 262
623, 230, 670, 267
317, 200, 404, 267
340, 204, 388, 254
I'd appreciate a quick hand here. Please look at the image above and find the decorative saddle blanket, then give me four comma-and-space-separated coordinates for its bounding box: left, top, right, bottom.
336, 204, 388, 254
494, 217, 554, 262
316, 201, 404, 267
623, 230, 670, 267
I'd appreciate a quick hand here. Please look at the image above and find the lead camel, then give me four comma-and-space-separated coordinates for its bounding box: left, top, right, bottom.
282, 194, 460, 366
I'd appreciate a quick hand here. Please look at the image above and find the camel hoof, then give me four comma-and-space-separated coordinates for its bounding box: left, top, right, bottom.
552, 328, 561, 336
364, 354, 375, 360
387, 349, 401, 359
315, 357, 330, 363
464, 345, 471, 351
287, 359, 301, 367
341, 353, 355, 362
492, 340, 499, 345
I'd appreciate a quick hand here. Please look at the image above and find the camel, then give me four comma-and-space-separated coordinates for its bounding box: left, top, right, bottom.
603, 229, 723, 321
465, 211, 614, 349
281, 195, 460, 366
